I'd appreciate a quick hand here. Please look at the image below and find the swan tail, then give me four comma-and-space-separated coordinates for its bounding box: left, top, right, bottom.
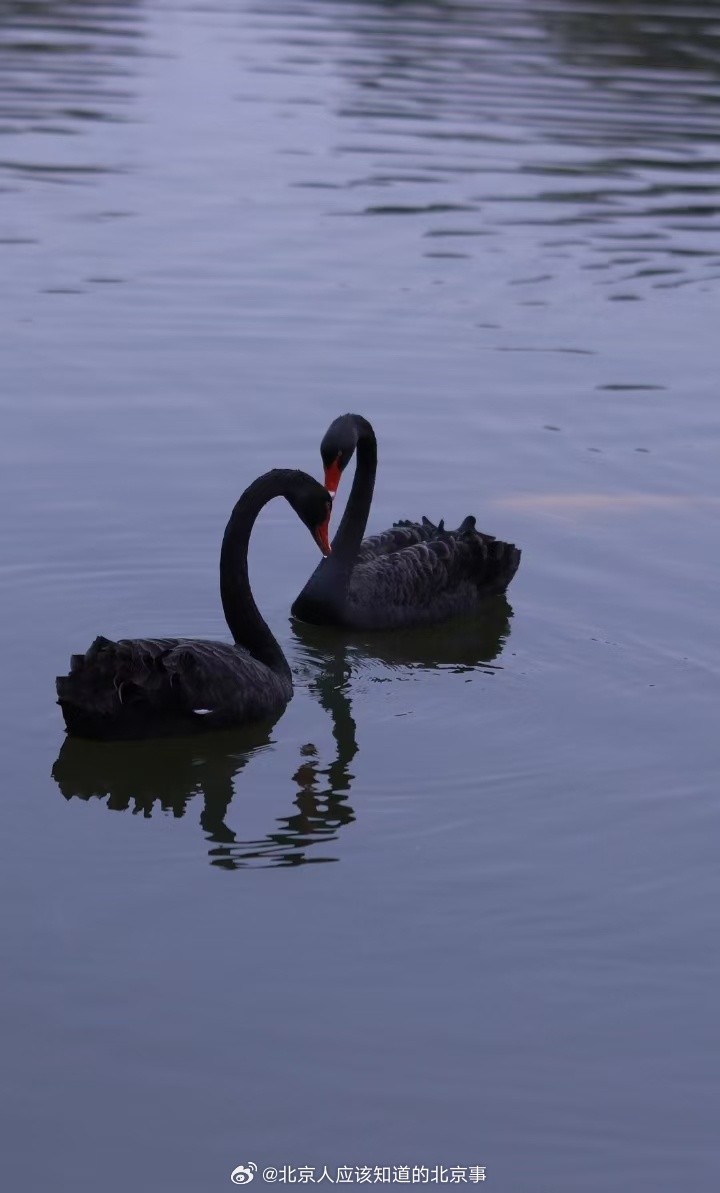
56, 636, 181, 736
473, 537, 521, 593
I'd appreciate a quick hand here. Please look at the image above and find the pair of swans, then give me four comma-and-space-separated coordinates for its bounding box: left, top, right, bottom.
56, 414, 521, 740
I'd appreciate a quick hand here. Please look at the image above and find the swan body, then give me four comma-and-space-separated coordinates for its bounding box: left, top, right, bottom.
57, 470, 332, 740
292, 415, 520, 630
57, 636, 289, 740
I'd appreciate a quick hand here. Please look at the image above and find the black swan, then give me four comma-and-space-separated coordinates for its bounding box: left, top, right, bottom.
57, 469, 332, 741
292, 414, 520, 630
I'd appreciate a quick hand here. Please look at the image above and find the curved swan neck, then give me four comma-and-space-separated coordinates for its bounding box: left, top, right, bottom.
220, 471, 299, 677
332, 415, 377, 562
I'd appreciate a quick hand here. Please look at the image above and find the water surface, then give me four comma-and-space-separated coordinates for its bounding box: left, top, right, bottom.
2, 2, 719, 1190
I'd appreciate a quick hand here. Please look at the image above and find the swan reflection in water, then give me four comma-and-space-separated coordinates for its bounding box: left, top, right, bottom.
294, 593, 514, 678
52, 707, 356, 870
52, 596, 513, 868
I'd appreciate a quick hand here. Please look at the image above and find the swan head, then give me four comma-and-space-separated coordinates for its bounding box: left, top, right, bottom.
320, 413, 359, 497
286, 473, 333, 557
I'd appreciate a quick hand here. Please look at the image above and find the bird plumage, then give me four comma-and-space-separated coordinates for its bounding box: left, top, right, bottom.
344, 516, 520, 630
56, 469, 332, 740
293, 416, 521, 631
56, 635, 290, 740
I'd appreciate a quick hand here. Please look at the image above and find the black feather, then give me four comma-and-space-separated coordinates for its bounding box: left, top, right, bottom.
293, 416, 521, 631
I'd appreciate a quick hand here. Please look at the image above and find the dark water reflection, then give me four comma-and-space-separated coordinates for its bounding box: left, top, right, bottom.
293, 594, 513, 675
52, 707, 358, 870
51, 599, 511, 867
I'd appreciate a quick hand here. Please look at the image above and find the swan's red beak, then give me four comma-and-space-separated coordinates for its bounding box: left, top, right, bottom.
324, 457, 342, 499
314, 516, 332, 557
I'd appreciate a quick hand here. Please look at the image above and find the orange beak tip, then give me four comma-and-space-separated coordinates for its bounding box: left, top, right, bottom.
315, 524, 332, 556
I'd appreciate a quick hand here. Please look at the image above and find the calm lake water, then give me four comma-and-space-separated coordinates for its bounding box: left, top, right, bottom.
2, 1, 719, 1190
